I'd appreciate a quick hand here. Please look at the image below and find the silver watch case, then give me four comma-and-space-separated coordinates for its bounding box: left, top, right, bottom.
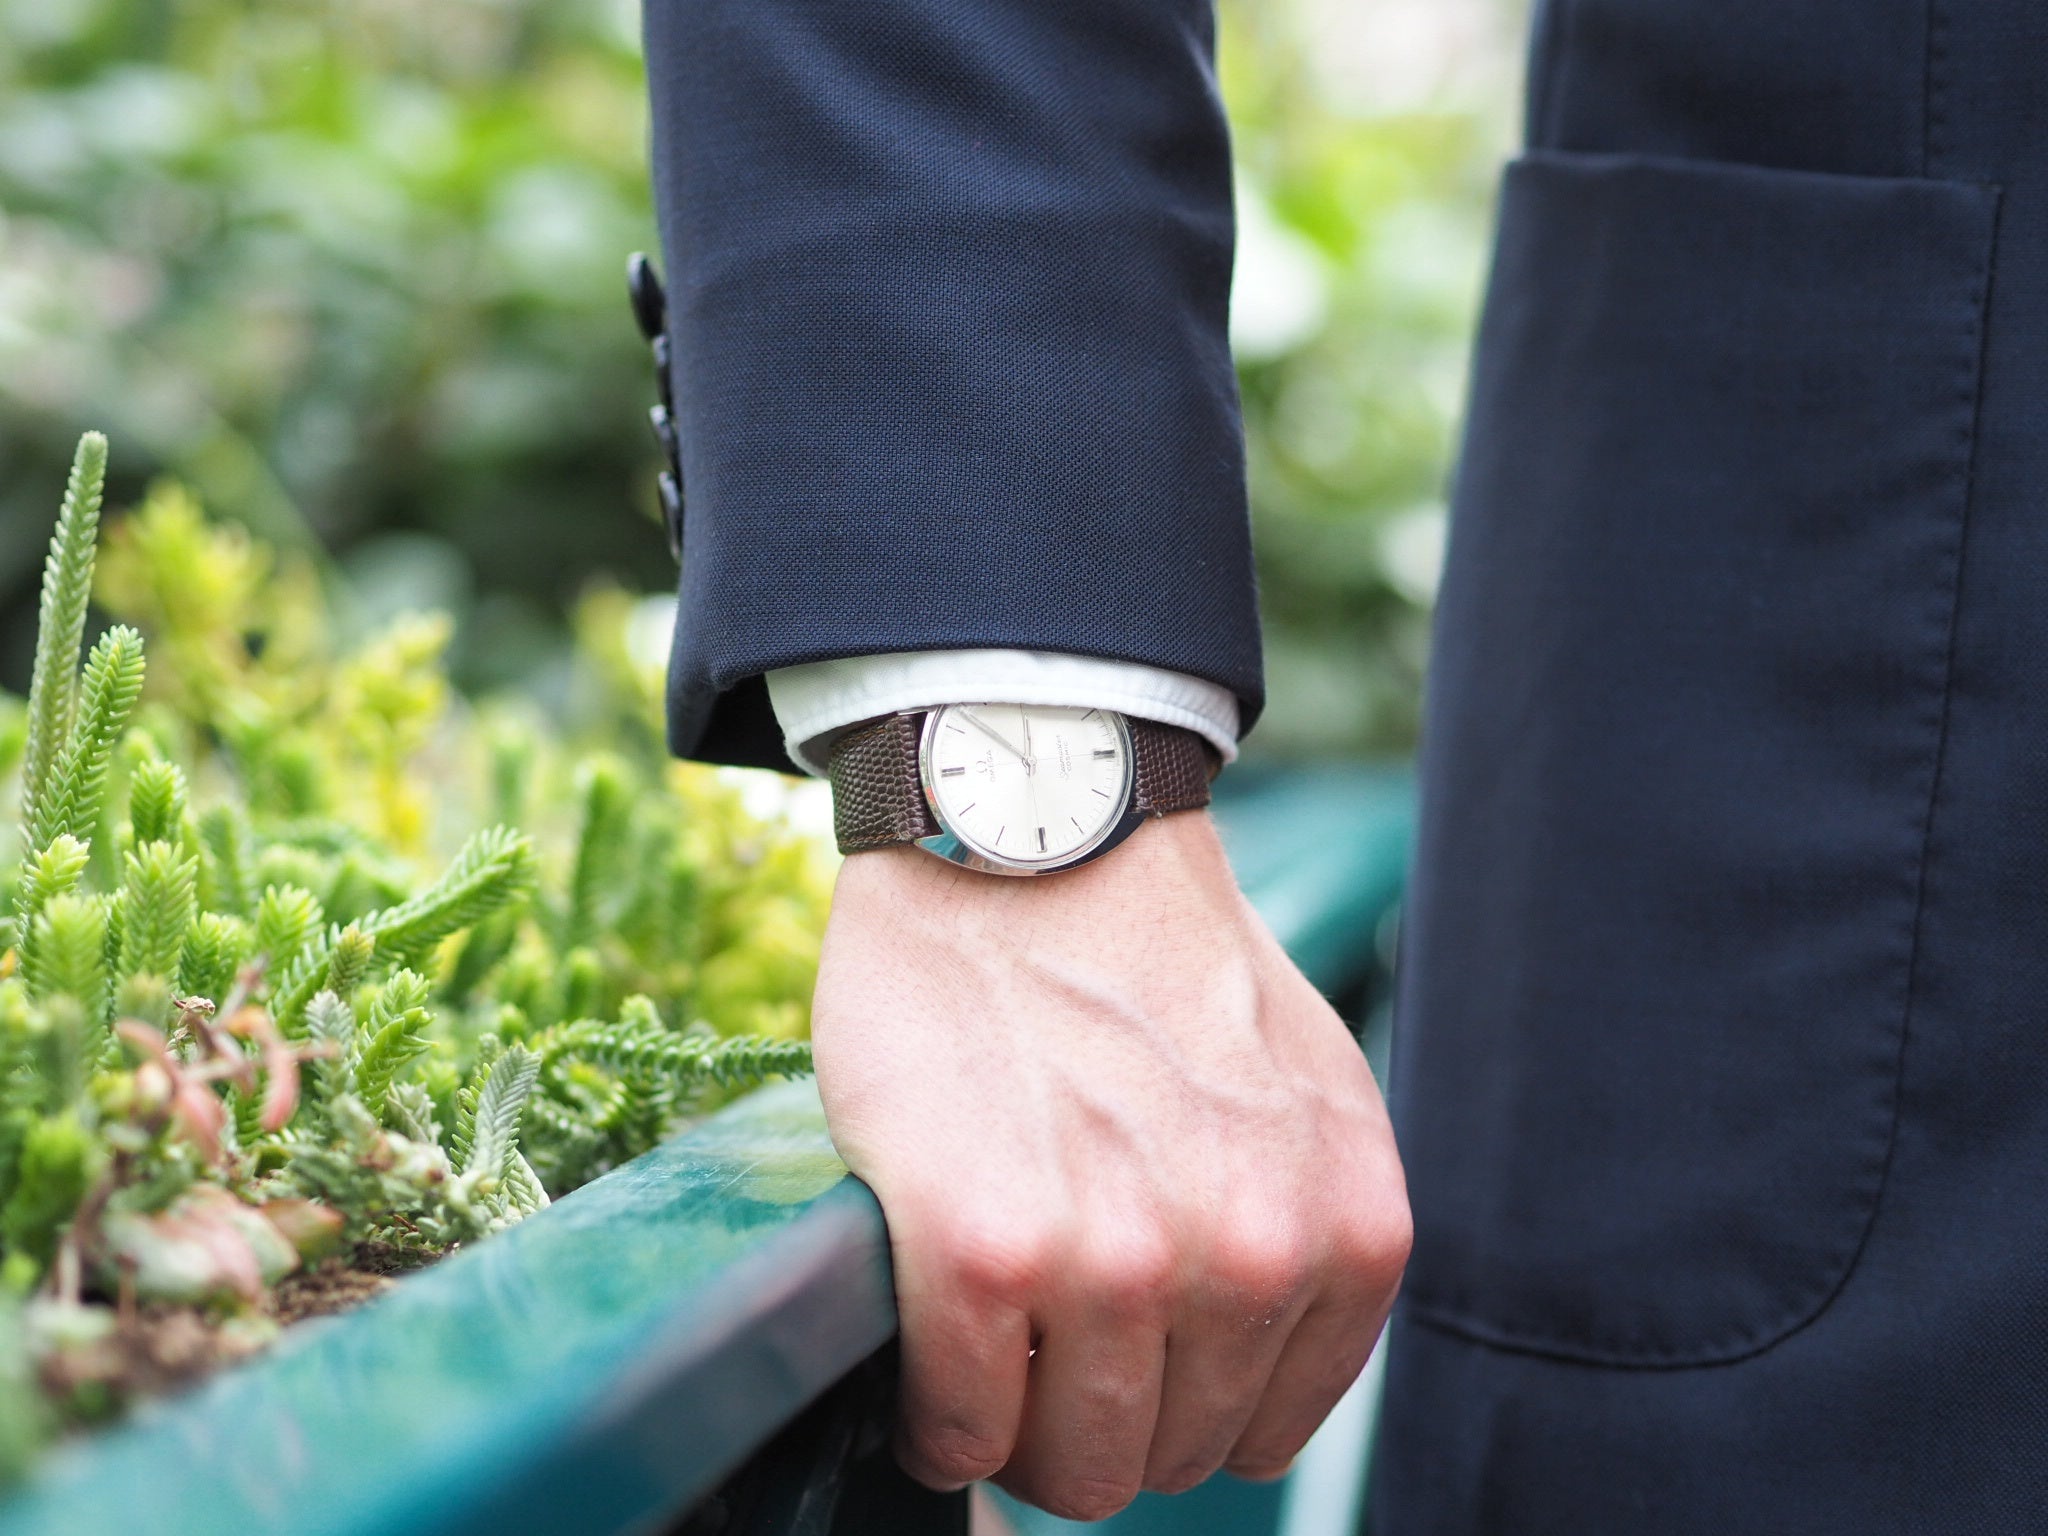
913, 706, 1144, 876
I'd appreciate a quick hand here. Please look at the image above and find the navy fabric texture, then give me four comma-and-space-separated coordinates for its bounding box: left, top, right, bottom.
642, 0, 1260, 770
1379, 0, 2048, 1531
1399, 151, 1997, 1369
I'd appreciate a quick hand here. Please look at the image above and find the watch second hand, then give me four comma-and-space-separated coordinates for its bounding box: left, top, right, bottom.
1020, 708, 1042, 845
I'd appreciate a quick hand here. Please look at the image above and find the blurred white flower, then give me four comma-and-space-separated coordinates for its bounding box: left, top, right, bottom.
1378, 503, 1448, 604
626, 593, 679, 673
1230, 176, 1330, 361
1294, 0, 1522, 115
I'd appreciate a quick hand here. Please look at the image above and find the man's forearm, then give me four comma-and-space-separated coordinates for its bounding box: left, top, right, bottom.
642, 0, 1262, 767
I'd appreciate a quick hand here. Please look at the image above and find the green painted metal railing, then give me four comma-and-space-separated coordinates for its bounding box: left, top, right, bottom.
0, 765, 1413, 1536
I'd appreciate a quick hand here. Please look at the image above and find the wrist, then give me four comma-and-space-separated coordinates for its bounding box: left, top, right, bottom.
834, 807, 1227, 918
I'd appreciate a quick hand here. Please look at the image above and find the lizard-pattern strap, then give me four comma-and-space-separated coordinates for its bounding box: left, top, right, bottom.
828, 711, 1216, 857
829, 713, 943, 853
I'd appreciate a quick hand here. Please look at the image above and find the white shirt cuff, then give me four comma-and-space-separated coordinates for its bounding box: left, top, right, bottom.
765, 649, 1243, 777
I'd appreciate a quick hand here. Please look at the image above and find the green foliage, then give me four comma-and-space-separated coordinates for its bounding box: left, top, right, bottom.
0, 439, 831, 1458
0, 705, 25, 806
0, 0, 667, 699
126, 761, 189, 850
8, 835, 91, 978
564, 757, 630, 951
0, 1295, 46, 1485
26, 897, 110, 1023
1216, 3, 1516, 752
703, 1035, 819, 1089
349, 971, 432, 1122
175, 913, 247, 1007
114, 842, 199, 983
26, 627, 144, 858
0, 1117, 95, 1269
460, 1046, 539, 1183
20, 436, 107, 845
360, 827, 537, 971
323, 925, 377, 1002
251, 885, 324, 982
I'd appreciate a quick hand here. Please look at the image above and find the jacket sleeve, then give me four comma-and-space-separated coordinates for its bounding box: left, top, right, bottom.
644, 0, 1263, 769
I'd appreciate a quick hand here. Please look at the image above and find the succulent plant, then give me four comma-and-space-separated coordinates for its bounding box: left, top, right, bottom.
0, 435, 830, 1457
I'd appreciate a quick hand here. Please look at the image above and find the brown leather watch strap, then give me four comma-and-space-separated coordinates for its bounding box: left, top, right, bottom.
827, 710, 1216, 857
829, 713, 943, 853
1128, 716, 1219, 816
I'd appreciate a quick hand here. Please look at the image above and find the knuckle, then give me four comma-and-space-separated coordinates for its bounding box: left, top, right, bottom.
1383, 1200, 1416, 1271
1077, 1234, 1178, 1323
902, 1421, 1010, 1485
1336, 1197, 1414, 1295
1071, 1362, 1160, 1427
1209, 1227, 1314, 1311
1040, 1474, 1142, 1523
939, 1220, 1050, 1312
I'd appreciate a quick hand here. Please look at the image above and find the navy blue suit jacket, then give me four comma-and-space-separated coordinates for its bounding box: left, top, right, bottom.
643, 0, 1262, 772
1379, 0, 2048, 1531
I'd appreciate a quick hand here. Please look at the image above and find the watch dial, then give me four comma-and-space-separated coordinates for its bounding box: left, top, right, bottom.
922, 705, 1133, 868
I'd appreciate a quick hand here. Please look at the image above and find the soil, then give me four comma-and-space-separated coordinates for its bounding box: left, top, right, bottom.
270, 1239, 435, 1322
267, 1262, 395, 1326
38, 1244, 442, 1418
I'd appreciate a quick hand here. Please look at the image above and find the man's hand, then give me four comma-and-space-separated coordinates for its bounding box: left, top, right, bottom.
811, 811, 1411, 1522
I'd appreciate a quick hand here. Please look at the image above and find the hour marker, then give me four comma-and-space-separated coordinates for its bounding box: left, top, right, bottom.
959, 803, 976, 815
1092, 788, 1110, 798
1092, 749, 1117, 759
1071, 817, 1083, 832
940, 766, 965, 777
1037, 827, 1047, 851
1082, 709, 1099, 719
994, 826, 1005, 846
945, 724, 965, 735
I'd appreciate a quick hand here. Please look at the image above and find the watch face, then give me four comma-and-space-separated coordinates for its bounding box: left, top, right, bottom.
919, 705, 1135, 871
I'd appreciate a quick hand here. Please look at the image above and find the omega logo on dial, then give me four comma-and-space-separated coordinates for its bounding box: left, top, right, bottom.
920, 704, 1133, 870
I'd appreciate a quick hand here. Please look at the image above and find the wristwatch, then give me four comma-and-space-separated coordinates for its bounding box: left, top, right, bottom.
826, 705, 1217, 875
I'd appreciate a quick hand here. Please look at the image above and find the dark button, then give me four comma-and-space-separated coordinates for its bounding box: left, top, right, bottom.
658, 471, 684, 564
627, 252, 666, 341
651, 335, 673, 410
649, 404, 679, 466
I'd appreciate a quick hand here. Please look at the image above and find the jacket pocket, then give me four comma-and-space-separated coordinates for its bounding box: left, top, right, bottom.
1396, 150, 1998, 1365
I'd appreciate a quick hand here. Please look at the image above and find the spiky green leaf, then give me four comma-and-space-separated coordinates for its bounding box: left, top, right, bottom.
564, 757, 629, 949
28, 626, 145, 857
116, 841, 199, 982
24, 894, 109, 1019
359, 826, 535, 970
350, 970, 432, 1120
251, 884, 323, 981
175, 912, 249, 1006
20, 433, 107, 852
197, 804, 252, 918
127, 761, 188, 849
461, 1045, 538, 1181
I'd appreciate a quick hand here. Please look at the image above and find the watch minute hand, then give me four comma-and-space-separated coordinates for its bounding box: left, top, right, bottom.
958, 708, 1031, 764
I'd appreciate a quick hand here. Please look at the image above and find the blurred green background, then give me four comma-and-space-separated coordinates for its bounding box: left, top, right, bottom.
0, 0, 1523, 759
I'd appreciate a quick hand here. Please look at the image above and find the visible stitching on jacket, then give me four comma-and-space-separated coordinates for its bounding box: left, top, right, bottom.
1925, 0, 1950, 177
